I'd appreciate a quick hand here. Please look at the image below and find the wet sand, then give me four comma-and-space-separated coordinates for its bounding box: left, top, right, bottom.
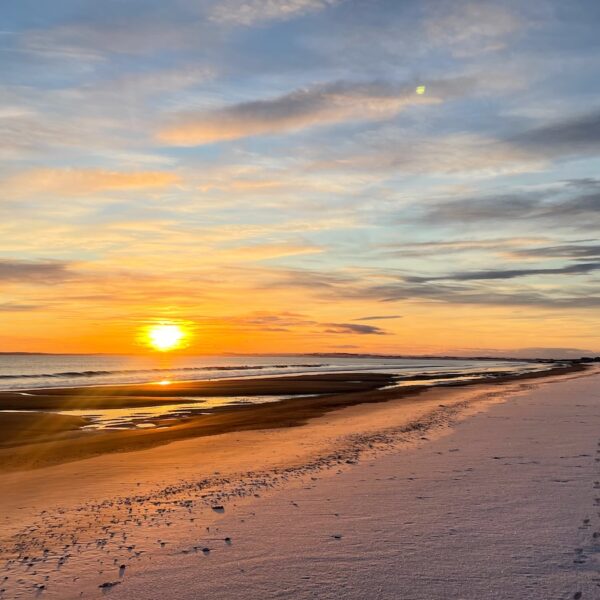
0, 365, 582, 472
0, 365, 596, 599
0, 365, 580, 472
0, 373, 395, 471
0, 373, 397, 406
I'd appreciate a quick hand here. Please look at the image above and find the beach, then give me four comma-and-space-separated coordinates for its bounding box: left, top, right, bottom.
0, 360, 571, 472
1, 364, 598, 599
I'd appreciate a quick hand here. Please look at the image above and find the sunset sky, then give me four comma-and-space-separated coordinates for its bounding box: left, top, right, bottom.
1, 0, 599, 357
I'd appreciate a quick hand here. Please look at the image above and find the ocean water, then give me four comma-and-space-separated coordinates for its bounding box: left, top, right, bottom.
0, 353, 552, 391
0, 354, 557, 430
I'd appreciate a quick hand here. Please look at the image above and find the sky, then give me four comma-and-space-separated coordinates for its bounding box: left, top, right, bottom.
1, 0, 600, 357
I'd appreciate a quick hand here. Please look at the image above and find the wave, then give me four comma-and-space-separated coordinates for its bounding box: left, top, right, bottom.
0, 363, 329, 381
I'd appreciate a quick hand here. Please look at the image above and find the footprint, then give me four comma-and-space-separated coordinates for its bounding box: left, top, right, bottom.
99, 581, 120, 589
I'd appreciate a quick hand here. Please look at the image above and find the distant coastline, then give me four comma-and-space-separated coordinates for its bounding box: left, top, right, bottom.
1, 351, 599, 362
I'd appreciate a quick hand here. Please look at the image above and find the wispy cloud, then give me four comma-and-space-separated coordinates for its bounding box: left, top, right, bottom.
513, 109, 600, 157
0, 259, 72, 284
217, 242, 323, 261
354, 315, 402, 321
157, 79, 464, 145
383, 238, 549, 258
422, 178, 600, 229
0, 302, 45, 312
362, 281, 600, 310
209, 0, 340, 26
259, 264, 600, 311
506, 243, 600, 260
310, 131, 542, 177
323, 322, 388, 335
425, 1, 523, 56
3, 168, 180, 197
310, 108, 600, 178
405, 262, 600, 282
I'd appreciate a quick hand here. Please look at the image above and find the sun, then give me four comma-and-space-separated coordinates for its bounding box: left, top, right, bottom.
146, 324, 186, 352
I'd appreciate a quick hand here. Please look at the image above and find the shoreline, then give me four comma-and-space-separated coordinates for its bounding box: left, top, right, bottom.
0, 363, 585, 473
0, 364, 597, 599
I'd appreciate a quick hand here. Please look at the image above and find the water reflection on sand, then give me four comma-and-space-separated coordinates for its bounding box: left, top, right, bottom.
56, 394, 305, 430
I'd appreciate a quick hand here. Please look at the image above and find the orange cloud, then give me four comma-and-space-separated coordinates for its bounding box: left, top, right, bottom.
3, 168, 180, 196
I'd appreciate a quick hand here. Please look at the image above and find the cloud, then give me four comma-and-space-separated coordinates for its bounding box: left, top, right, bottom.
209, 0, 340, 26
311, 132, 541, 177
425, 184, 600, 227
506, 243, 600, 260
363, 282, 600, 309
78, 65, 215, 101
261, 265, 600, 310
188, 311, 393, 336
204, 310, 316, 332
0, 113, 88, 161
323, 322, 388, 335
261, 268, 359, 290
157, 79, 459, 145
406, 262, 600, 282
565, 178, 600, 189
383, 237, 549, 258
3, 168, 180, 197
218, 242, 323, 261
514, 109, 600, 157
354, 315, 403, 321
0, 302, 44, 312
0, 259, 72, 284
20, 19, 206, 59
426, 192, 541, 222
384, 238, 600, 264
425, 1, 523, 56
311, 109, 600, 179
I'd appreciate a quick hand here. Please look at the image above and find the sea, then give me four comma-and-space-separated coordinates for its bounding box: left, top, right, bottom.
0, 353, 553, 391
0, 354, 559, 430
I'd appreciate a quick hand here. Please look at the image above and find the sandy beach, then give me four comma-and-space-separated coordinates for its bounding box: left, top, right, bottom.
0, 366, 575, 472
1, 365, 598, 599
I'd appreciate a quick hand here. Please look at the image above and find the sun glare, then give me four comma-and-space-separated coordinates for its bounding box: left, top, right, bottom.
146, 324, 186, 352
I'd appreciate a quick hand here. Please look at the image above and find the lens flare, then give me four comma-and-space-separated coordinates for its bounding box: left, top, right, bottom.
145, 324, 186, 352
